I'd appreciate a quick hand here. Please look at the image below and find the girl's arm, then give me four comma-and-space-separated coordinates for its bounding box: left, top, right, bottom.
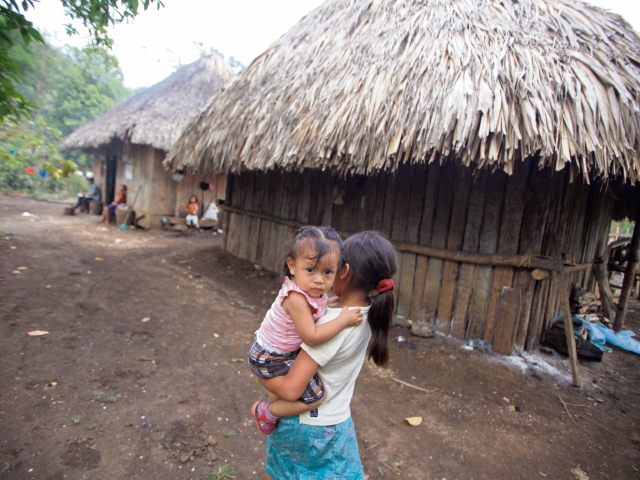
258, 349, 320, 401
285, 293, 362, 347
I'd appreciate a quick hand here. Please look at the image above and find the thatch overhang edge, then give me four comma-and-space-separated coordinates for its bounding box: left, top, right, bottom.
164, 0, 640, 184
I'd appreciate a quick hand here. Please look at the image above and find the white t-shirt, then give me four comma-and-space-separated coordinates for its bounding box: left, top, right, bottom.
299, 305, 371, 426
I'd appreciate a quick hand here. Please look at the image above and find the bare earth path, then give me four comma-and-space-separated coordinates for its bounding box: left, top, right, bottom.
0, 195, 639, 480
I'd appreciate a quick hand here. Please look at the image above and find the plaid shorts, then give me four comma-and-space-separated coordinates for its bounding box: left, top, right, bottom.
248, 338, 325, 405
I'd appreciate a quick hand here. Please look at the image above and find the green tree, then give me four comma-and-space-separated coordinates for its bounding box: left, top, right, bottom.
48, 45, 130, 137
0, 0, 162, 121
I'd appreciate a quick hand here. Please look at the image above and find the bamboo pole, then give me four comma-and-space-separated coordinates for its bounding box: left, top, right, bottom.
614, 221, 640, 332
552, 234, 581, 388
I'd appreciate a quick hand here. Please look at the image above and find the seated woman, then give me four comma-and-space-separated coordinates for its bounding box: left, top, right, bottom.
98, 184, 127, 224
73, 177, 102, 212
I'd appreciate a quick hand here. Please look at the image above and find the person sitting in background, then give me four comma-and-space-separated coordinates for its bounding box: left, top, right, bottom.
98, 184, 127, 224
73, 177, 101, 212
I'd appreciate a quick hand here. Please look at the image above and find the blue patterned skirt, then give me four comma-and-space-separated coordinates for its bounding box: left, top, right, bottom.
266, 416, 365, 480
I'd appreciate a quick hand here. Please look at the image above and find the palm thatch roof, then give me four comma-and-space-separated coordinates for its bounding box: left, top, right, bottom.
64, 55, 235, 153
166, 0, 640, 182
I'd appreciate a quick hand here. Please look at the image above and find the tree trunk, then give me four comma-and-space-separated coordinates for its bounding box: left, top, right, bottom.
614, 221, 640, 332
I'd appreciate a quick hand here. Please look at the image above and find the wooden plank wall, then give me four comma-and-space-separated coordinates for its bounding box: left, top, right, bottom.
221, 162, 614, 350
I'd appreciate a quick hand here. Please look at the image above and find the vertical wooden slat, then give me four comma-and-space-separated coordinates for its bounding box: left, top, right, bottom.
397, 166, 427, 317
336, 177, 356, 232
296, 172, 312, 224
225, 174, 235, 209
491, 287, 522, 356
308, 170, 322, 225
435, 166, 472, 334
229, 212, 242, 257
390, 165, 413, 316
380, 173, 397, 237
525, 278, 548, 351
350, 175, 368, 233
390, 166, 412, 242
372, 174, 388, 231
238, 214, 253, 260
266, 172, 286, 271
514, 164, 552, 349
541, 170, 570, 339
422, 163, 456, 319
466, 171, 507, 339
258, 171, 277, 267
483, 161, 530, 344
362, 173, 380, 232
451, 170, 489, 338
523, 168, 564, 349
236, 173, 254, 260
409, 163, 440, 319
321, 173, 334, 226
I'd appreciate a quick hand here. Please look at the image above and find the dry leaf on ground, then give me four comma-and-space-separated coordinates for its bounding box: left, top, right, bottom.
405, 416, 423, 426
571, 466, 589, 480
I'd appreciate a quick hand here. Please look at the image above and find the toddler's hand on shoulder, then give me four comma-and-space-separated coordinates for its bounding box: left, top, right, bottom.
341, 306, 362, 327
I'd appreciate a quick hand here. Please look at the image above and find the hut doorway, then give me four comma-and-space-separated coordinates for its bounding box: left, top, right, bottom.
105, 155, 118, 204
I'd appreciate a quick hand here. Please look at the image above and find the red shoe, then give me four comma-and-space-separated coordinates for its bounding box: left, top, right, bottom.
251, 401, 278, 435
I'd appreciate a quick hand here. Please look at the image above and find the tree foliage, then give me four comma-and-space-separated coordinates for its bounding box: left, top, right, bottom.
49, 45, 130, 137
0, 0, 162, 121
0, 39, 131, 192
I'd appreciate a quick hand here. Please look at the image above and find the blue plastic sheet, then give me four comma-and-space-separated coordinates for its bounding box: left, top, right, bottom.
585, 322, 640, 355
553, 316, 640, 355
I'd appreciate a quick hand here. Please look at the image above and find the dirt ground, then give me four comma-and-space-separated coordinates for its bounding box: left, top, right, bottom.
0, 194, 639, 480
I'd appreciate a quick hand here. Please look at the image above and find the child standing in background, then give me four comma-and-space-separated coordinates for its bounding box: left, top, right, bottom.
181, 195, 200, 233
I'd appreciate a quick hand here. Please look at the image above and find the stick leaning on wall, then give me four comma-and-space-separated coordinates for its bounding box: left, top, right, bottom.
121, 184, 142, 229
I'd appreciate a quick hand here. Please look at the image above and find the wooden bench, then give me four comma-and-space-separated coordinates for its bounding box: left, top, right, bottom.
165, 217, 219, 229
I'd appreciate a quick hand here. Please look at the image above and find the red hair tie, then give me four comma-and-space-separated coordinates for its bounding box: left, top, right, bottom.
376, 279, 394, 293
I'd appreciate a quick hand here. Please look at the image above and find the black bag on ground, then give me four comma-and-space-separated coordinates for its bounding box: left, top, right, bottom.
543, 327, 603, 362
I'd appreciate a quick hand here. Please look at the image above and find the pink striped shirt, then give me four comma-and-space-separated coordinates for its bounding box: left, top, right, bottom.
256, 277, 329, 353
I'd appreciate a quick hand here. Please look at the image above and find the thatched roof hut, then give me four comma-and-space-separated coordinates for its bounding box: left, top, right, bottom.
165, 0, 640, 353
65, 55, 234, 228
167, 0, 640, 182
65, 54, 235, 153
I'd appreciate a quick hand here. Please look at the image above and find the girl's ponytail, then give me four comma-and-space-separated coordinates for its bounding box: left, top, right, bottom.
341, 232, 398, 367
367, 286, 395, 366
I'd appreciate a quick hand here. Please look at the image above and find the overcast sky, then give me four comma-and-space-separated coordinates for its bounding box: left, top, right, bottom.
26, 0, 640, 90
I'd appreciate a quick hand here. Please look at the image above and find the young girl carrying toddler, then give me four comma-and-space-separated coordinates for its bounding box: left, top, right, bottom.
248, 226, 362, 434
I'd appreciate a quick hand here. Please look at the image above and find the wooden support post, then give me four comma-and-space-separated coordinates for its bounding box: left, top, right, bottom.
593, 259, 618, 325
614, 220, 640, 332
552, 234, 581, 388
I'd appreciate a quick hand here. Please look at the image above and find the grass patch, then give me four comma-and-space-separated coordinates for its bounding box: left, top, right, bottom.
69, 415, 83, 425
206, 464, 236, 480
93, 390, 122, 403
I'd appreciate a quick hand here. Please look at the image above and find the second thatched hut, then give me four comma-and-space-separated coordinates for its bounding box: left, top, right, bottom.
65, 54, 235, 228
166, 0, 640, 352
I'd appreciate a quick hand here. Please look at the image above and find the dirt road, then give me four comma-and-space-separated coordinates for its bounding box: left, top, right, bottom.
0, 195, 639, 480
